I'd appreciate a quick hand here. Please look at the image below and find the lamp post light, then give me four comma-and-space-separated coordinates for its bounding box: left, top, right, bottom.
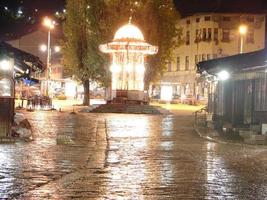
239, 25, 248, 54
43, 17, 55, 97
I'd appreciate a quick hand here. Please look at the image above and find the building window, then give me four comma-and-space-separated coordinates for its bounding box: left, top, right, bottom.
213, 54, 218, 59
207, 28, 212, 41
204, 16, 211, 21
196, 17, 200, 23
202, 54, 206, 61
186, 19, 190, 25
202, 28, 207, 41
223, 16, 231, 21
222, 29, 230, 42
168, 61, 172, 72
185, 56, 189, 70
246, 29, 254, 43
198, 55, 202, 62
186, 31, 190, 45
195, 55, 198, 64
207, 54, 211, 60
247, 17, 254, 22
214, 28, 218, 42
176, 57, 180, 71
195, 29, 201, 42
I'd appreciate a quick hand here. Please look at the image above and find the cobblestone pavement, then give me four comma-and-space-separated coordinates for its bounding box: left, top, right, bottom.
0, 111, 267, 199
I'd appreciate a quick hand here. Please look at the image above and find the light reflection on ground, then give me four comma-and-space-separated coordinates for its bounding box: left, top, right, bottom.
0, 111, 266, 199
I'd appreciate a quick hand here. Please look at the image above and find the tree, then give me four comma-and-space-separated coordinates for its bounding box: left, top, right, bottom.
62, 0, 108, 105
104, 0, 181, 89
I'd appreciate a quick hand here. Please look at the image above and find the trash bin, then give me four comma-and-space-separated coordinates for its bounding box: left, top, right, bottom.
0, 58, 15, 138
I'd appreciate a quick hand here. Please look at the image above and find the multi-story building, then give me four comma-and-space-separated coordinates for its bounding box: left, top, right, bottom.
158, 13, 266, 102
6, 28, 68, 98
6, 28, 63, 80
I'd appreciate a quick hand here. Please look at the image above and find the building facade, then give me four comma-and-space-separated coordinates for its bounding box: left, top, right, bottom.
158, 13, 266, 102
7, 28, 63, 80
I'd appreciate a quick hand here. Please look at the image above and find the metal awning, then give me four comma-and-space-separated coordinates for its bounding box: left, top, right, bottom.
197, 48, 267, 75
0, 42, 45, 78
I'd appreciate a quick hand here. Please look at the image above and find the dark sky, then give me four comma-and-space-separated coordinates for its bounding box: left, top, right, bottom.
1, 0, 267, 16
1, 0, 267, 40
0, 0, 65, 14
174, 0, 267, 16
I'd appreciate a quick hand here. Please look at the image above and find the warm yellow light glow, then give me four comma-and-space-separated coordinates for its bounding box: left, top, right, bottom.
114, 24, 144, 41
40, 44, 47, 52
110, 63, 121, 73
161, 86, 173, 101
0, 60, 11, 71
239, 25, 248, 35
54, 46, 61, 52
125, 64, 133, 72
136, 64, 145, 73
43, 17, 55, 29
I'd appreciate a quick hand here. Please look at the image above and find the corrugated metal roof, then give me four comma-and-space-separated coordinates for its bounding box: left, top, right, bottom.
197, 48, 267, 75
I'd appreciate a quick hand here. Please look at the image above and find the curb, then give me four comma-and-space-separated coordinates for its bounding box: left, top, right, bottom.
193, 124, 267, 149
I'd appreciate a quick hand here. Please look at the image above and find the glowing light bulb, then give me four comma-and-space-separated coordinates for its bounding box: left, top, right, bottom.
110, 63, 121, 73
136, 64, 145, 73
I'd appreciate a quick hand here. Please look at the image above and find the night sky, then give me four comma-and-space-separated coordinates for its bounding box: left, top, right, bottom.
0, 0, 267, 39
174, 0, 267, 16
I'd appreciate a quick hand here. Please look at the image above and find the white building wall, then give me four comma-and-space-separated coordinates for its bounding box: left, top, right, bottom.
159, 13, 266, 101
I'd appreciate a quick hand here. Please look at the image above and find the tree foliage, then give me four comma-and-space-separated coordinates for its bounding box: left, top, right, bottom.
63, 0, 180, 105
62, 0, 108, 105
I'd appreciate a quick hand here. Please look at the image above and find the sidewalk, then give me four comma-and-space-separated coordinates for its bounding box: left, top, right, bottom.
194, 123, 267, 148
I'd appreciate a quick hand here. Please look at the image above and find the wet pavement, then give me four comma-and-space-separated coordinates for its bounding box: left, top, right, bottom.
0, 111, 267, 199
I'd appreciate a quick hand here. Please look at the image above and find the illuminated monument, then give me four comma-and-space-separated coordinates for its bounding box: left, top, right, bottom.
99, 23, 158, 103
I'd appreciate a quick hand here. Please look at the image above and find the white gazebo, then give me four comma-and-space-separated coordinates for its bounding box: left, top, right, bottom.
99, 23, 158, 103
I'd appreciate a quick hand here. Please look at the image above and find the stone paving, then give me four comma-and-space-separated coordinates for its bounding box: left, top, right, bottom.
0, 111, 267, 199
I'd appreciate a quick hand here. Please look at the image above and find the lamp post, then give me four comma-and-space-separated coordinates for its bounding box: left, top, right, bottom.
43, 17, 55, 97
239, 25, 248, 54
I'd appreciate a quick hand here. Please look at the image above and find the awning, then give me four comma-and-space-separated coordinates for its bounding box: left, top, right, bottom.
0, 42, 45, 77
197, 48, 267, 75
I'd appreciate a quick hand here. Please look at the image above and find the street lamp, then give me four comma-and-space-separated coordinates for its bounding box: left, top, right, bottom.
239, 25, 248, 54
43, 17, 55, 96
40, 44, 47, 52
217, 70, 230, 81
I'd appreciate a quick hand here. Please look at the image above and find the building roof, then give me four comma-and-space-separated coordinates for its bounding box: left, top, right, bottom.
0, 42, 45, 77
197, 48, 267, 75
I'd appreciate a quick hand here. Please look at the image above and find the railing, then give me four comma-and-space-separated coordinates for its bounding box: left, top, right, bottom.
193, 106, 207, 127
